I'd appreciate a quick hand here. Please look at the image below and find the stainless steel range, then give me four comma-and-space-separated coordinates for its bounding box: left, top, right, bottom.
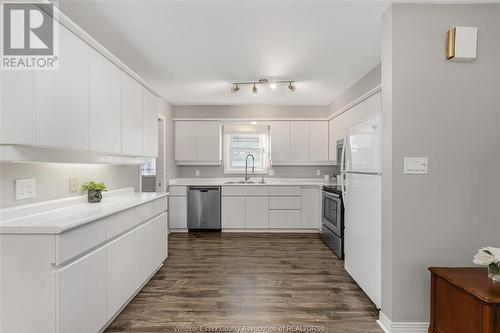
321, 185, 344, 258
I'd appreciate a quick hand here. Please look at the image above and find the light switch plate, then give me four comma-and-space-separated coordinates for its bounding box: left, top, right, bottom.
69, 177, 78, 192
404, 157, 428, 175
316, 169, 321, 176
15, 178, 36, 200
195, 169, 200, 177
269, 169, 275, 176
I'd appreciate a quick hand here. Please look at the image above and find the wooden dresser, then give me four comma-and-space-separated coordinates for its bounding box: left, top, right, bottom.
429, 267, 500, 333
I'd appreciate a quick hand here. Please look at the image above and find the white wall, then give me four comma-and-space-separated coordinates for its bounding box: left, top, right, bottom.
158, 98, 178, 180
381, 3, 500, 323
0, 163, 139, 208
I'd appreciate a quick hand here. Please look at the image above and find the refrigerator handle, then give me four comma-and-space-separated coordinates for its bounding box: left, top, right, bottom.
341, 135, 348, 173
340, 173, 347, 209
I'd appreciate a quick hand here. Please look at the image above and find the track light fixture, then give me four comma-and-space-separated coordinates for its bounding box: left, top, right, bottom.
230, 79, 296, 94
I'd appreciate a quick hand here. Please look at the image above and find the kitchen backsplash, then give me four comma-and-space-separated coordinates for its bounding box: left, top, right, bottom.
177, 165, 339, 179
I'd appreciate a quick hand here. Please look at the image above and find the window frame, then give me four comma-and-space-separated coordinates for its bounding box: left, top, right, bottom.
223, 125, 270, 175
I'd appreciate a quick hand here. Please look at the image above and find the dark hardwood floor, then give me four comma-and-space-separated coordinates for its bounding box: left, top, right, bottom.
106, 233, 381, 333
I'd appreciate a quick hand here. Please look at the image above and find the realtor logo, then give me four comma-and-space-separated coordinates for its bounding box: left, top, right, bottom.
1, 2, 59, 70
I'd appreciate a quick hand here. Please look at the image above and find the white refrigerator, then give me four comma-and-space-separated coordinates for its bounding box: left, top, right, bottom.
340, 113, 381, 308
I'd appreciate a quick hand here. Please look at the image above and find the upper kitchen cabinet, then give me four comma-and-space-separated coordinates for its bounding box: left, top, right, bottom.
35, 24, 89, 151
0, 71, 33, 145
143, 89, 159, 158
271, 120, 331, 165
270, 121, 290, 162
89, 48, 122, 155
174, 121, 221, 165
121, 73, 144, 156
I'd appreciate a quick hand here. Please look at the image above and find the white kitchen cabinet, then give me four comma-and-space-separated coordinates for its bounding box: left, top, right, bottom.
35, 24, 89, 151
134, 220, 156, 289
222, 197, 245, 229
245, 197, 269, 228
143, 89, 158, 157
301, 187, 321, 229
169, 196, 187, 229
0, 70, 33, 145
106, 231, 135, 320
197, 121, 221, 162
175, 121, 197, 161
269, 210, 301, 229
89, 48, 122, 154
58, 246, 107, 333
309, 121, 329, 161
121, 73, 144, 156
270, 121, 290, 162
328, 119, 337, 162
153, 213, 168, 265
290, 121, 309, 161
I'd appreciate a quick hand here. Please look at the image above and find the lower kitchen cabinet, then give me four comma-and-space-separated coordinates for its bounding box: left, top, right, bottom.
269, 210, 301, 229
169, 196, 187, 229
153, 213, 168, 264
301, 187, 321, 229
107, 231, 136, 319
58, 246, 107, 333
222, 196, 245, 228
245, 197, 269, 228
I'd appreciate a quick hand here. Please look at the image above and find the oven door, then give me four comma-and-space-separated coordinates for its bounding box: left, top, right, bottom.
322, 191, 342, 237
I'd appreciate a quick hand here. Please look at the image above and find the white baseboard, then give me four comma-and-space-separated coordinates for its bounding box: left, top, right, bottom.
377, 312, 429, 333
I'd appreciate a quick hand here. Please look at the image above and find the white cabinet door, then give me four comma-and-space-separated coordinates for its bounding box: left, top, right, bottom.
245, 197, 268, 229
134, 221, 155, 288
290, 121, 309, 161
169, 196, 187, 229
221, 197, 245, 229
35, 24, 89, 150
153, 213, 168, 266
58, 246, 107, 333
143, 89, 158, 157
197, 121, 220, 162
301, 188, 321, 229
121, 73, 143, 156
269, 210, 301, 229
175, 121, 197, 161
309, 121, 329, 161
270, 121, 290, 162
89, 48, 122, 154
328, 119, 336, 162
0, 70, 33, 144
106, 231, 135, 320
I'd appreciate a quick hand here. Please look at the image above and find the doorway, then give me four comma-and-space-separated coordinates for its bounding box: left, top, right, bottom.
141, 114, 167, 192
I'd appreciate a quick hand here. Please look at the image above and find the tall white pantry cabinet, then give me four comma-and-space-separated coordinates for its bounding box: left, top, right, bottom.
0, 16, 159, 158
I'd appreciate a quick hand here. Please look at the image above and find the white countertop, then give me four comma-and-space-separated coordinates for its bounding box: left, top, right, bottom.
0, 188, 168, 234
168, 177, 334, 187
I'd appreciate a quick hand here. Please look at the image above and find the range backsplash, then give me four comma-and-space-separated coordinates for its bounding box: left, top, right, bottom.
177, 165, 339, 179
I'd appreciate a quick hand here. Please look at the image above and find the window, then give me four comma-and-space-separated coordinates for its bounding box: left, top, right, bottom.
141, 158, 156, 176
224, 126, 269, 174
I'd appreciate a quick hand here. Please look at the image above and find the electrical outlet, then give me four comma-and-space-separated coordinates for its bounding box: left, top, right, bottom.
69, 177, 78, 192
404, 157, 429, 175
316, 169, 321, 176
15, 178, 36, 200
269, 169, 275, 176
195, 169, 200, 177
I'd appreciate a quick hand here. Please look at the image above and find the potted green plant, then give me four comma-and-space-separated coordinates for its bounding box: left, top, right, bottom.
81, 181, 107, 203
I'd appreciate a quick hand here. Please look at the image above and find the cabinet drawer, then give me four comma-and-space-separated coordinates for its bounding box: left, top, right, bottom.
269, 197, 301, 210
134, 201, 155, 225
169, 186, 187, 196
222, 186, 269, 196
57, 219, 106, 264
269, 210, 301, 229
154, 197, 168, 215
106, 209, 135, 239
269, 186, 301, 196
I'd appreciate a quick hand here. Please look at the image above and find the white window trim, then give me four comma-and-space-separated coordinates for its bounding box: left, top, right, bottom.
223, 126, 270, 175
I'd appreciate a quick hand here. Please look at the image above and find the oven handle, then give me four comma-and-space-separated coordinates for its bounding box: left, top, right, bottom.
323, 191, 340, 199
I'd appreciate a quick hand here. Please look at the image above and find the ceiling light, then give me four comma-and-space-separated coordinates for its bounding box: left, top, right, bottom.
252, 84, 258, 94
250, 121, 258, 125
270, 82, 277, 90
230, 83, 239, 93
288, 82, 296, 92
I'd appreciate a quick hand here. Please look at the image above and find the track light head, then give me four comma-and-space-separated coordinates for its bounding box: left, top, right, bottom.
288, 82, 296, 92
270, 82, 277, 90
230, 84, 239, 93
252, 84, 258, 94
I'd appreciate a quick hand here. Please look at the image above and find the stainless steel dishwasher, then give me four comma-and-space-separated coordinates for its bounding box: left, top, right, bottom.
187, 186, 221, 230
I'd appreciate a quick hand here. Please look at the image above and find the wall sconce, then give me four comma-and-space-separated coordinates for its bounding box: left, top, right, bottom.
446, 27, 478, 62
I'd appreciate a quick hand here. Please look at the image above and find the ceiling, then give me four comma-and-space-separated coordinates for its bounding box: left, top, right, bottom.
58, 1, 389, 106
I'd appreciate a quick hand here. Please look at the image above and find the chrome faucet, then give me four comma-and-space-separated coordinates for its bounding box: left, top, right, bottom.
244, 154, 255, 182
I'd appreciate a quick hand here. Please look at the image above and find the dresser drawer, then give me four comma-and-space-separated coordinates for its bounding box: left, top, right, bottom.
106, 209, 135, 239
134, 201, 155, 225
154, 197, 168, 215
57, 219, 106, 264
269, 197, 301, 210
269, 186, 301, 196
222, 186, 269, 196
